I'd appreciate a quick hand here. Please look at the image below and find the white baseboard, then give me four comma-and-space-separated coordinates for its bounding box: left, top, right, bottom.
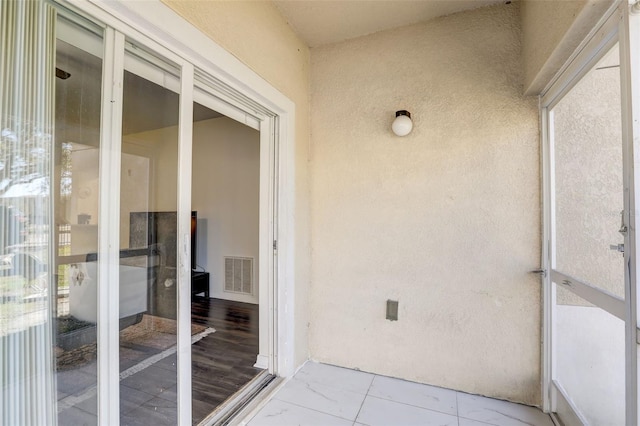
254, 354, 269, 369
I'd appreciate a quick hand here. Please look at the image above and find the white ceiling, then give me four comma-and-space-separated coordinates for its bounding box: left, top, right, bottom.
273, 0, 506, 48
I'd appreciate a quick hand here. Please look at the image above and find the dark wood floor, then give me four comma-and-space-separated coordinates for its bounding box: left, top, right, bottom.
191, 297, 261, 425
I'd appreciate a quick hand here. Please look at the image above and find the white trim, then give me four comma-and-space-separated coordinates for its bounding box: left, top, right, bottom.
275, 113, 296, 377
540, 99, 552, 413
254, 355, 269, 370
540, 1, 622, 107
83, 0, 294, 114
548, 107, 559, 415
177, 61, 194, 426
620, 4, 640, 424
257, 118, 274, 371
193, 84, 261, 131
123, 53, 180, 94
551, 381, 588, 426
97, 26, 124, 426
550, 271, 626, 321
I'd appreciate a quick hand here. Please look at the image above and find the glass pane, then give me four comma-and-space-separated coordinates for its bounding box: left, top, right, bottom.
119, 53, 179, 425
190, 101, 263, 423
554, 285, 624, 424
54, 19, 103, 425
552, 43, 624, 298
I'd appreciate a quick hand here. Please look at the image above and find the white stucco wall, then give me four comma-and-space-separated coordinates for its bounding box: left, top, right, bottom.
521, 0, 616, 95
163, 0, 311, 367
554, 45, 623, 299
309, 4, 541, 405
192, 117, 260, 305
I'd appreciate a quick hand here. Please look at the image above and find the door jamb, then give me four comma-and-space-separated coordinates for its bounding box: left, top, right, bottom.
539, 2, 639, 423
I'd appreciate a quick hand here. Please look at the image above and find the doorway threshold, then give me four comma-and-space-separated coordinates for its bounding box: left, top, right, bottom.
199, 370, 278, 426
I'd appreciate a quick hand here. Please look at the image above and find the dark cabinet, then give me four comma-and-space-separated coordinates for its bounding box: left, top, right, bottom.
191, 271, 210, 298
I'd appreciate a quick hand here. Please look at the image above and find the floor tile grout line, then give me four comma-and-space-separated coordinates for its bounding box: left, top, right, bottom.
286, 374, 372, 397
458, 411, 550, 426
457, 414, 501, 426
352, 373, 376, 423
270, 396, 358, 423
363, 394, 459, 419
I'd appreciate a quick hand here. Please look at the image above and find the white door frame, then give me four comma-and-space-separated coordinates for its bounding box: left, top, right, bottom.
540, 2, 640, 424
620, 3, 640, 425
53, 0, 297, 424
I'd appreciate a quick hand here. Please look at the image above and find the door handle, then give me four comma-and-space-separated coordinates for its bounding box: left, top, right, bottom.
610, 243, 624, 253
618, 210, 628, 236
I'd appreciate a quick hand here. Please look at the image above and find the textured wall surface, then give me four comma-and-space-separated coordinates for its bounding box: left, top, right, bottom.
162, 0, 312, 366
554, 46, 623, 299
521, 0, 585, 93
521, 0, 616, 95
309, 4, 541, 405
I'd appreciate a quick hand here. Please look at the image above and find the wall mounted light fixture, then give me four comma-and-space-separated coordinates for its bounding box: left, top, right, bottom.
392, 110, 412, 136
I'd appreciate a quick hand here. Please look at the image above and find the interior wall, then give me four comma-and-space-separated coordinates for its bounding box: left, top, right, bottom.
309, 3, 541, 405
119, 117, 260, 304
192, 117, 260, 304
521, 0, 616, 95
120, 126, 178, 248
162, 0, 311, 366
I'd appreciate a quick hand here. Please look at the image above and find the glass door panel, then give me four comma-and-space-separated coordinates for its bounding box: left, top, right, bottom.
118, 50, 180, 425
550, 42, 626, 425
553, 44, 624, 299
54, 17, 104, 425
554, 286, 625, 425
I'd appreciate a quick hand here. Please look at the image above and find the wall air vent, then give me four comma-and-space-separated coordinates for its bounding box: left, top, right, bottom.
224, 256, 253, 295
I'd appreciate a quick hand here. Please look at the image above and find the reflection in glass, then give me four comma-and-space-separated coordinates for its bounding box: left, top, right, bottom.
54, 22, 104, 425
119, 61, 179, 425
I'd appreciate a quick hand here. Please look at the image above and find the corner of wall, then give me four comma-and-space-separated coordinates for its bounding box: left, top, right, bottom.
161, 0, 313, 370
521, 0, 616, 96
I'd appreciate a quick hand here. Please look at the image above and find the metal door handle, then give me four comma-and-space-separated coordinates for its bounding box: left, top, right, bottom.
530, 269, 546, 277
619, 210, 628, 236
610, 244, 624, 253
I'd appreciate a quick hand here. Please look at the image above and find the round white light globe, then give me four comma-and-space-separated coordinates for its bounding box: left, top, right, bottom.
392, 114, 413, 136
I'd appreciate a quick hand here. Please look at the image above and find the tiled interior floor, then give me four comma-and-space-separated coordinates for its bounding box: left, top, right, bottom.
247, 362, 554, 426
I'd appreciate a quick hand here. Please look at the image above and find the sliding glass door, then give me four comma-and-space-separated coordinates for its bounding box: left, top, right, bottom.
1, 0, 281, 423
54, 15, 104, 425
118, 49, 181, 424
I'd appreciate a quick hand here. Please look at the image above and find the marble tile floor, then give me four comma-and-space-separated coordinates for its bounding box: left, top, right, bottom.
246, 362, 554, 426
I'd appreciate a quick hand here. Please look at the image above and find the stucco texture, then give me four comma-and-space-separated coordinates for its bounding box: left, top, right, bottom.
309, 4, 541, 405
520, 0, 616, 95
521, 0, 586, 94
161, 0, 312, 367
554, 45, 624, 300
